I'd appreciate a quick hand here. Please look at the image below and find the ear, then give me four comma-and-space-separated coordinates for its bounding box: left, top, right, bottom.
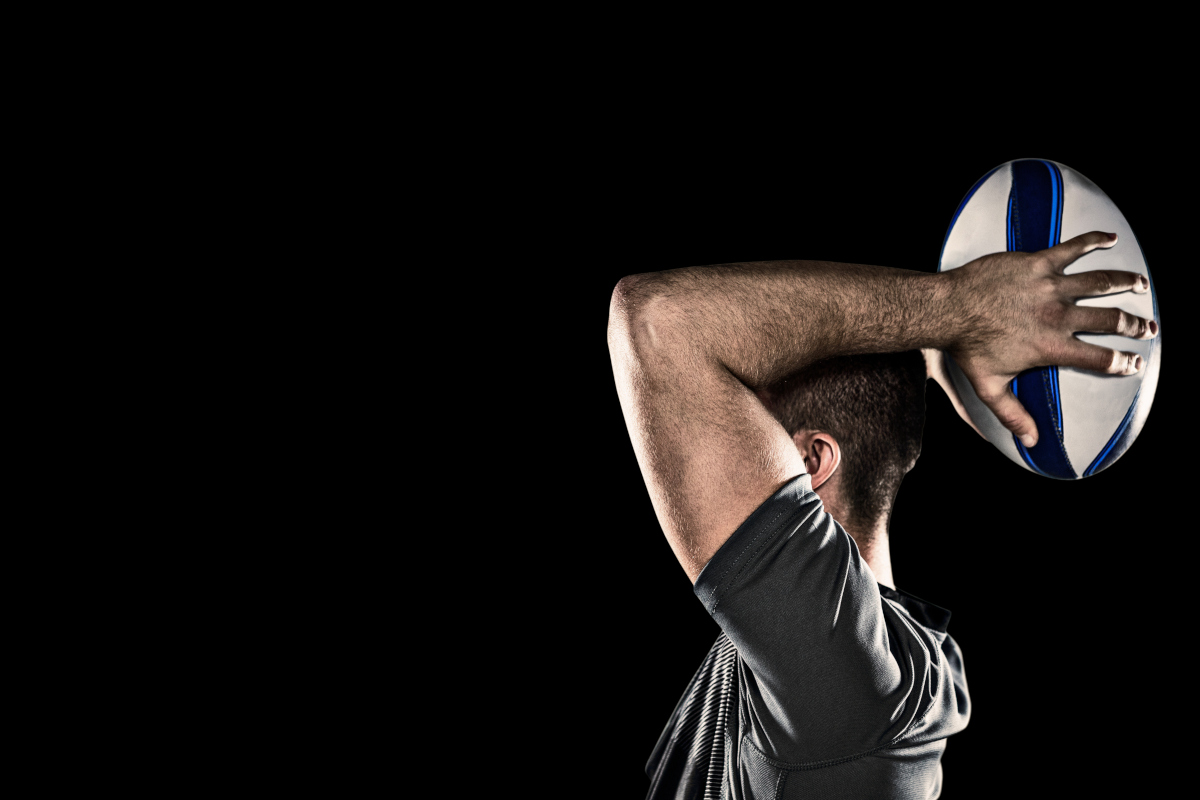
791, 429, 841, 490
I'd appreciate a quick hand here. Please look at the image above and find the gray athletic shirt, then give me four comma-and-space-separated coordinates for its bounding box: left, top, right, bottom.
646, 474, 971, 800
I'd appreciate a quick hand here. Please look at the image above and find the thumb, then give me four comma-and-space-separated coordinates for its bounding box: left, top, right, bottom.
924, 348, 986, 440
976, 378, 1038, 448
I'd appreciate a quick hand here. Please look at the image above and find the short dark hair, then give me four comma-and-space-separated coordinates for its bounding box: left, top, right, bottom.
763, 351, 927, 532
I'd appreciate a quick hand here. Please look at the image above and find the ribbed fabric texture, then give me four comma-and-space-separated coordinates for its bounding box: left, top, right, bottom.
646, 634, 738, 800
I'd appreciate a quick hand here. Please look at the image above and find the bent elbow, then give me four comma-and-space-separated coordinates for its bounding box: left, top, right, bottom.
608, 273, 680, 358
608, 274, 644, 336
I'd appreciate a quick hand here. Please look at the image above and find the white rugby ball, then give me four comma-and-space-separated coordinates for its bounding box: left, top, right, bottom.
938, 159, 1160, 479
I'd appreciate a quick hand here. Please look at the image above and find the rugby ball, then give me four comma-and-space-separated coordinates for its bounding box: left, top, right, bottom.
938, 159, 1160, 479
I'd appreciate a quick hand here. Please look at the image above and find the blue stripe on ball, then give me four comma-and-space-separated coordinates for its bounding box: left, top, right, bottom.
1008, 160, 1076, 479
1084, 389, 1141, 477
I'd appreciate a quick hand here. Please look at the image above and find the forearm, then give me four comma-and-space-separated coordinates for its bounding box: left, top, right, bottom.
609, 234, 1151, 582
612, 261, 962, 389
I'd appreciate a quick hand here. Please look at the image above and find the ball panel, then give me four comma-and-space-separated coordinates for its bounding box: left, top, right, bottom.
1087, 328, 1160, 476
1055, 163, 1155, 470
940, 166, 1011, 272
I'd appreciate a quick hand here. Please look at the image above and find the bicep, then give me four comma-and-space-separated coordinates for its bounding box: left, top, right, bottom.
609, 281, 805, 583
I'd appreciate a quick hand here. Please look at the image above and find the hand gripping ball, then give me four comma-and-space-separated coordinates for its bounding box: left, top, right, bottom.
938, 159, 1160, 479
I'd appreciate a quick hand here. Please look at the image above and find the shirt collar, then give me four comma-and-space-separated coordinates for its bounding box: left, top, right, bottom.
878, 584, 952, 633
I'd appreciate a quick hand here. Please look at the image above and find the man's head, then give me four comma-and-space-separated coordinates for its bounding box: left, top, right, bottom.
762, 351, 927, 539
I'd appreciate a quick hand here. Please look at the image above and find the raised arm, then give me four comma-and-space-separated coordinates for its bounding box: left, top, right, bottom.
607, 233, 1155, 583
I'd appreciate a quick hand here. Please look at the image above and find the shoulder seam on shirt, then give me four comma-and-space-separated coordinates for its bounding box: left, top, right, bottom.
708, 504, 790, 612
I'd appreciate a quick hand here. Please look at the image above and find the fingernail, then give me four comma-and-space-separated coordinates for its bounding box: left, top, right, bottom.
1020, 432, 1037, 448
1149, 320, 1158, 336
1109, 232, 1119, 241
1137, 275, 1149, 292
1134, 355, 1143, 371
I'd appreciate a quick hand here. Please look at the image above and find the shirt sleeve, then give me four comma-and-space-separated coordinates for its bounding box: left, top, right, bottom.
693, 474, 951, 764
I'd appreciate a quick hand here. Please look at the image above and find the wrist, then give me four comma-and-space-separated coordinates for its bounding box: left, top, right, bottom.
927, 269, 972, 352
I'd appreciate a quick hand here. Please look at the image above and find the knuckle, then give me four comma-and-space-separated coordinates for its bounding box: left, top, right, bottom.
978, 386, 1006, 404
1041, 336, 1069, 364
989, 402, 1014, 422
1038, 300, 1068, 328
1000, 413, 1028, 433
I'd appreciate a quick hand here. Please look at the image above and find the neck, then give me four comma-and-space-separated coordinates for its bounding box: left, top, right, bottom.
814, 483, 896, 589
843, 519, 894, 590
857, 530, 894, 590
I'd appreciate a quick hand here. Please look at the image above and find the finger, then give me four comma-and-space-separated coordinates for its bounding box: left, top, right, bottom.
975, 380, 1038, 448
1060, 339, 1145, 375
1067, 306, 1159, 340
1043, 231, 1118, 272
1060, 269, 1150, 298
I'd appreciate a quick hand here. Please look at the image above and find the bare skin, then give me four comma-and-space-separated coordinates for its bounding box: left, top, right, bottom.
608, 232, 1157, 584
786, 427, 897, 588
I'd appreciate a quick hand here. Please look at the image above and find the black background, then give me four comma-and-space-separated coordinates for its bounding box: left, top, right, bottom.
524, 124, 1187, 798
